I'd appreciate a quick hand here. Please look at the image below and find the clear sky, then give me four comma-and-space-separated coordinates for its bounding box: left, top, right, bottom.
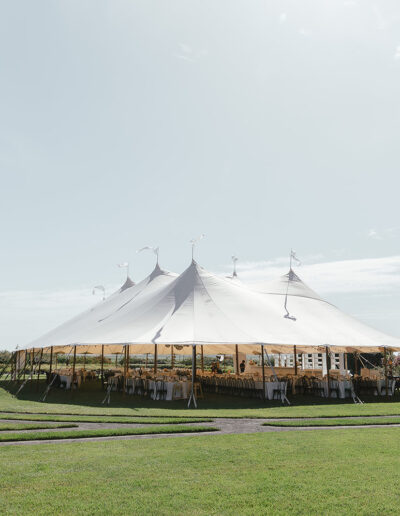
1, 1, 400, 350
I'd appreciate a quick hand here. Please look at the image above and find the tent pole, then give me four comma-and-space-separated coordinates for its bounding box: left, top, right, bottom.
325, 346, 330, 398
36, 349, 43, 390
23, 350, 27, 381
294, 345, 297, 376
171, 346, 174, 369
123, 345, 127, 396
187, 345, 197, 408
30, 349, 34, 377
154, 344, 158, 374
101, 345, 104, 389
49, 346, 53, 381
201, 345, 204, 372
145, 353, 148, 369
261, 345, 266, 401
235, 345, 239, 374
72, 345, 77, 391
354, 352, 358, 376
384, 347, 389, 399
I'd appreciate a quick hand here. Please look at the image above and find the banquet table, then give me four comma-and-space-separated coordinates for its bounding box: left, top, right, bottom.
376, 379, 396, 396
255, 381, 287, 400
125, 377, 191, 401
316, 379, 353, 399
59, 374, 72, 389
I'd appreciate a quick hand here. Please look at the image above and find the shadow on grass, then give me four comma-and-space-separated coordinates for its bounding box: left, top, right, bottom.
2, 379, 398, 414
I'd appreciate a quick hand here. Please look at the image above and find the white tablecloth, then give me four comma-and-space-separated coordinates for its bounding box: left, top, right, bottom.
59, 374, 72, 389
316, 380, 353, 398
376, 379, 396, 396
255, 381, 287, 400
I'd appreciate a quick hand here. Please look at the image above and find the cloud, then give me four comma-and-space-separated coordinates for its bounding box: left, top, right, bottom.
367, 227, 398, 240
174, 43, 207, 63
226, 255, 400, 295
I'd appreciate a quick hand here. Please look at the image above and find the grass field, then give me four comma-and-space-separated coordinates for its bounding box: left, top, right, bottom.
0, 422, 78, 431
0, 413, 212, 424
1, 380, 400, 419
0, 425, 218, 442
1, 428, 399, 514
263, 417, 400, 427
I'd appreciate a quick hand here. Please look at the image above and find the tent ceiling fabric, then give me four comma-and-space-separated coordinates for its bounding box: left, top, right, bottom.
24, 261, 400, 353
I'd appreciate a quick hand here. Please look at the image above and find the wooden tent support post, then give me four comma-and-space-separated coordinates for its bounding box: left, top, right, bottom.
72, 346, 77, 391
36, 349, 43, 390
187, 345, 197, 408
171, 346, 174, 369
101, 345, 104, 389
294, 345, 297, 376
145, 353, 148, 369
49, 346, 53, 381
384, 347, 389, 399
261, 344, 266, 401
154, 344, 158, 374
326, 346, 331, 398
201, 345, 204, 372
354, 352, 358, 376
123, 345, 128, 396
30, 349, 34, 377
23, 350, 27, 381
235, 345, 239, 374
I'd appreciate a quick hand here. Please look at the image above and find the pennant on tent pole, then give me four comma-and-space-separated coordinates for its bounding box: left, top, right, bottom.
117, 262, 130, 279
137, 246, 159, 264
190, 234, 205, 260
290, 249, 301, 268
92, 285, 106, 301
226, 256, 238, 279
284, 249, 301, 321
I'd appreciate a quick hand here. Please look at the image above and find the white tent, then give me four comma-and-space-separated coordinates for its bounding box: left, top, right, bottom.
24, 261, 400, 354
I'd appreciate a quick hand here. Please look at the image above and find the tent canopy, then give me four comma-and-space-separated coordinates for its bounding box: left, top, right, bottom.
24, 261, 400, 354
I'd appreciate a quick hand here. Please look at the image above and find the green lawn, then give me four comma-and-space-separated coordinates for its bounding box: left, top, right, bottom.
1, 380, 400, 419
0, 413, 212, 424
263, 417, 400, 427
1, 428, 399, 514
0, 425, 218, 443
0, 422, 78, 431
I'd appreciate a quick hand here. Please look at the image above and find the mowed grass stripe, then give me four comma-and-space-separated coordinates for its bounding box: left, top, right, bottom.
0, 425, 219, 442
0, 414, 213, 424
263, 417, 400, 427
0, 422, 78, 431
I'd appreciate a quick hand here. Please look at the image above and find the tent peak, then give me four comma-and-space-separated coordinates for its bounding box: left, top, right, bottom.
119, 276, 135, 292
